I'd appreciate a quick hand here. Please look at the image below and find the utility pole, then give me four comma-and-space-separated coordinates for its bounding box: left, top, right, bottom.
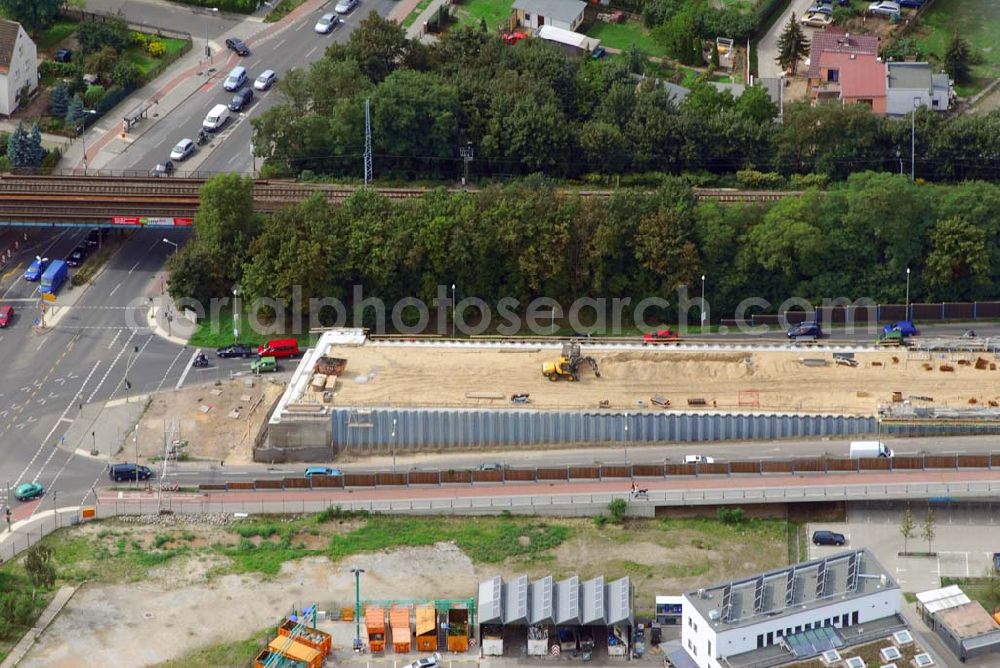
391, 418, 397, 472
910, 99, 918, 181
350, 567, 365, 651
460, 142, 474, 186
363, 98, 373, 186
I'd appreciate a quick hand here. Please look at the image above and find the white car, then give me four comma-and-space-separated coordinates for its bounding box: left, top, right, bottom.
402, 653, 441, 668
800, 11, 832, 27
169, 138, 195, 161
254, 70, 277, 91
335, 0, 358, 13
315, 13, 341, 33
868, 0, 901, 17
683, 455, 715, 465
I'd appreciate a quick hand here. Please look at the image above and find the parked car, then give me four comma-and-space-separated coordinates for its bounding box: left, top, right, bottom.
54, 49, 72, 62
787, 321, 822, 339
897, 0, 923, 6
477, 462, 504, 471
225, 37, 250, 56
591, 46, 606, 59
314, 13, 342, 33
683, 455, 715, 465
867, 0, 901, 17
151, 161, 174, 177
801, 11, 833, 26
170, 138, 196, 161
304, 466, 344, 477
216, 343, 254, 358
14, 482, 44, 502
254, 70, 277, 91
402, 653, 441, 668
882, 320, 918, 336
109, 463, 154, 482
0, 304, 12, 327
805, 3, 833, 15
229, 87, 254, 111
643, 328, 680, 343
66, 245, 89, 267
812, 530, 847, 546
334, 0, 359, 13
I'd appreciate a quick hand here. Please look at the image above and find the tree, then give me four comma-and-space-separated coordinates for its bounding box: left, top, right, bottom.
84, 46, 119, 83
776, 14, 810, 75
343, 11, 409, 82
899, 507, 915, 555
944, 34, 972, 83
48, 82, 69, 117
26, 124, 44, 169
736, 85, 778, 124
65, 94, 85, 126
924, 215, 990, 299
608, 498, 627, 523
6, 122, 32, 169
0, 0, 61, 32
921, 508, 936, 554
76, 16, 129, 55
627, 43, 644, 75
111, 61, 141, 89
24, 544, 56, 593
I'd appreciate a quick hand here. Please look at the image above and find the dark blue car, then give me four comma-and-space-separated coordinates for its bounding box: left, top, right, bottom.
883, 321, 918, 336
897, 0, 923, 6
787, 321, 822, 339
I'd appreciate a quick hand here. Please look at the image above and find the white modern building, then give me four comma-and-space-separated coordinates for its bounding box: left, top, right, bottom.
675, 549, 902, 668
885, 62, 952, 116
0, 19, 38, 116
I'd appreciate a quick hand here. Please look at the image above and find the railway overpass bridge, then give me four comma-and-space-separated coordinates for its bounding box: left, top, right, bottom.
0, 175, 798, 227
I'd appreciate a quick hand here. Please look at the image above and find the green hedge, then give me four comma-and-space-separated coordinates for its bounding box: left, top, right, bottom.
38, 60, 81, 79
171, 0, 258, 13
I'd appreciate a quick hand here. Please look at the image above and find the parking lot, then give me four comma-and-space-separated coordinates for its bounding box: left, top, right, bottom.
808, 501, 1000, 593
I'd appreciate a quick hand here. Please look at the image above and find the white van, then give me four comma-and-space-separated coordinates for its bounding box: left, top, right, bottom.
224, 66, 247, 92
202, 104, 230, 132
849, 441, 893, 458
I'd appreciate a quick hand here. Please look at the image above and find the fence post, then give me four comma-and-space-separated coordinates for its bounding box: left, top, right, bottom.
974, 302, 978, 320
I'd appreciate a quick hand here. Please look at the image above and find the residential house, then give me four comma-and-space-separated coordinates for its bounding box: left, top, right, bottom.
810, 50, 886, 112
885, 61, 952, 116
673, 549, 903, 668
511, 0, 586, 31
0, 19, 37, 116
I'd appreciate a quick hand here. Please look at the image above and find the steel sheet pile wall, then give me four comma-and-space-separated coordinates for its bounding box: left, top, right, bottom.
331, 408, 876, 451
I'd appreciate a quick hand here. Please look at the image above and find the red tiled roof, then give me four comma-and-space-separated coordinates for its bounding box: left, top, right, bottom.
807, 28, 879, 79
817, 51, 886, 99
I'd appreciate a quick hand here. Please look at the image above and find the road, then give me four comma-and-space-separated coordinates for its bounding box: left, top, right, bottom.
112, 0, 394, 175
756, 0, 818, 79
85, 0, 241, 41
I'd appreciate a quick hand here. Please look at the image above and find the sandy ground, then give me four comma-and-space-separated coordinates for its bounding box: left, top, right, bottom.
316, 345, 1000, 415
136, 378, 285, 463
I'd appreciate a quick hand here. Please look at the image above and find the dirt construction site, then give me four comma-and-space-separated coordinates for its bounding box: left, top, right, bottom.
313, 342, 1000, 416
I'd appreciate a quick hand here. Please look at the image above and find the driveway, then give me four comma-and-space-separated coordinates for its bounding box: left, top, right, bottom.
757, 0, 820, 79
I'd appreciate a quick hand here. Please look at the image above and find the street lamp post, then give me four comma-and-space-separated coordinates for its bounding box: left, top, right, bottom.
391, 418, 397, 472
350, 567, 365, 651
905, 267, 911, 321
232, 284, 241, 344
125, 345, 138, 486
623, 412, 629, 467
205, 7, 219, 62
700, 274, 707, 331
451, 283, 457, 338
896, 148, 903, 176
80, 109, 97, 174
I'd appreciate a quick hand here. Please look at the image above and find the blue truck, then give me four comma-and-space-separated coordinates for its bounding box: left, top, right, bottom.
23, 256, 48, 281
40, 259, 68, 294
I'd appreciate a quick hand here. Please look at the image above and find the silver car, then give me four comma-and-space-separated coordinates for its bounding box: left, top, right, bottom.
169, 138, 195, 161
254, 70, 277, 91
335, 0, 358, 13
868, 0, 901, 17
315, 13, 341, 33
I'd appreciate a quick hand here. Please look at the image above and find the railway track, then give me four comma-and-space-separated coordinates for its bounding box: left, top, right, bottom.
0, 175, 800, 222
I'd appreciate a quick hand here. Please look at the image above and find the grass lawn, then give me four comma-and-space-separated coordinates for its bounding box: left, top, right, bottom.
911, 0, 1000, 97
264, 0, 308, 22
187, 306, 318, 349
157, 627, 273, 667
124, 37, 189, 75
453, 0, 514, 31
585, 21, 667, 58
36, 21, 78, 51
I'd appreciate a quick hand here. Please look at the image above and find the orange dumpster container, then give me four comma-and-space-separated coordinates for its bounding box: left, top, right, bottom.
366, 606, 386, 653
416, 605, 438, 651
391, 606, 412, 653
279, 619, 332, 656
267, 638, 321, 668
255, 647, 308, 668
447, 608, 469, 652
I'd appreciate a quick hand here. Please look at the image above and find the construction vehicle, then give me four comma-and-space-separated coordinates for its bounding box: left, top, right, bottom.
875, 330, 908, 347
541, 343, 601, 382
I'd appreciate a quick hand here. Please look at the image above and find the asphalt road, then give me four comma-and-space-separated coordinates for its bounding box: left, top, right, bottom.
85, 0, 242, 41
112, 0, 394, 175
756, 0, 816, 80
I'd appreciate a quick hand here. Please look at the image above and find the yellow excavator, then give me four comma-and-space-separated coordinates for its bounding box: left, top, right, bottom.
542, 343, 601, 382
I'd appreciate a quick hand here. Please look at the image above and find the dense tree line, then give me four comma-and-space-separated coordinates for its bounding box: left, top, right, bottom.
169, 173, 1000, 328
250, 16, 1000, 185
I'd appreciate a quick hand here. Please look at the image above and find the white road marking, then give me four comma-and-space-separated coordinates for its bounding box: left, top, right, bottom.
108, 328, 122, 350
35, 338, 46, 351
108, 281, 122, 298
155, 347, 190, 393
306, 45, 319, 59
276, 37, 287, 49
128, 261, 140, 274
88, 331, 137, 403
175, 349, 203, 390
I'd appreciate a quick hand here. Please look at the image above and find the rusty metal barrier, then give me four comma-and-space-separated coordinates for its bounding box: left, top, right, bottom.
408, 471, 441, 485
537, 468, 569, 481
569, 467, 600, 479
376, 473, 407, 486
632, 464, 663, 478
601, 465, 631, 478
343, 473, 376, 487
441, 470, 472, 484
309, 475, 344, 488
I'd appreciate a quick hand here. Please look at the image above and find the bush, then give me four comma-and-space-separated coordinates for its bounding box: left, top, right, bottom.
790, 173, 830, 190
594, 514, 608, 527
608, 498, 628, 524
77, 18, 130, 55
130, 31, 149, 47
84, 84, 106, 107
736, 168, 785, 189
41, 148, 62, 174
146, 40, 167, 57
96, 86, 130, 114
717, 507, 745, 525
39, 60, 81, 80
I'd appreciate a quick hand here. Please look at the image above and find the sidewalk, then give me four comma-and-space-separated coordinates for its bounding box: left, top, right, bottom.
69, 0, 333, 172
0, 585, 79, 668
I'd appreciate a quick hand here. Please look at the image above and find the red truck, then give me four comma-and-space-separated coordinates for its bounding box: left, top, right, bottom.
642, 328, 680, 344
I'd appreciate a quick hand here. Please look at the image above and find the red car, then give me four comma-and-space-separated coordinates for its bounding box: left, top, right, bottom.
0, 304, 12, 327
643, 328, 680, 344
